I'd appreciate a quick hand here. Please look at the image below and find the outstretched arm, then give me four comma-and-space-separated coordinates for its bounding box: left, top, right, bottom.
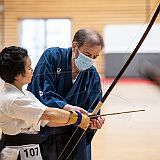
40, 107, 90, 130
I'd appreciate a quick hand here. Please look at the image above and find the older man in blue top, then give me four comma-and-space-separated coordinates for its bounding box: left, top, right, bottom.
28, 28, 105, 160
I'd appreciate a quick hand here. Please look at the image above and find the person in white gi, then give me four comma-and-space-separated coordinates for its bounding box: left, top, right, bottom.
0, 46, 90, 160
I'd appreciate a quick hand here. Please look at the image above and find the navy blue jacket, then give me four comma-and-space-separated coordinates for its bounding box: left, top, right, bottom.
27, 47, 102, 160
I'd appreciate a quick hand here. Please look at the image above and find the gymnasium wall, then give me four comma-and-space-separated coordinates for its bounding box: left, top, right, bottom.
1, 0, 160, 76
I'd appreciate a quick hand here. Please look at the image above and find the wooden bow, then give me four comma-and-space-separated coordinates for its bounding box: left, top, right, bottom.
57, 3, 160, 160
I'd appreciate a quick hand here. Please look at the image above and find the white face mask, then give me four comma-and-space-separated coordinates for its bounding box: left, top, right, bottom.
75, 52, 93, 71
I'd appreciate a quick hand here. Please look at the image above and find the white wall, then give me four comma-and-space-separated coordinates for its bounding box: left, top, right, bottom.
104, 24, 160, 54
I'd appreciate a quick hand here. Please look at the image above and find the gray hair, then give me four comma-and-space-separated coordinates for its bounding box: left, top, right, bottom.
73, 29, 104, 49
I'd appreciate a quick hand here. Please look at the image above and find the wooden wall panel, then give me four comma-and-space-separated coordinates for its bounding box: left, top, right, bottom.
2, 0, 160, 75
0, 0, 4, 50
0, 13, 2, 49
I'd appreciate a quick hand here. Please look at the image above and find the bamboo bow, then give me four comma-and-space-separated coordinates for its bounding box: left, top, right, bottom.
57, 3, 160, 160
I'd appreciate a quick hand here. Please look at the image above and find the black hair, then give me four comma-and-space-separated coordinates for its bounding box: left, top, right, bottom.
0, 46, 28, 83
73, 29, 104, 49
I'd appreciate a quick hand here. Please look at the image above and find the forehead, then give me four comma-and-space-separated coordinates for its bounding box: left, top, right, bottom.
79, 44, 101, 55
24, 56, 31, 66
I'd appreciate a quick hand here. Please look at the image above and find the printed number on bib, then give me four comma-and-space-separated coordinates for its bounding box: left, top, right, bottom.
19, 144, 43, 160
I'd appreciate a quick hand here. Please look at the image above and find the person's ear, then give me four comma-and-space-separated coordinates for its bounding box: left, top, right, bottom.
14, 73, 21, 82
72, 41, 78, 59
72, 41, 77, 53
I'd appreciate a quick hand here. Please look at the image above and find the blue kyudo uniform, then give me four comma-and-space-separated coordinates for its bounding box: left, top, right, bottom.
27, 47, 102, 160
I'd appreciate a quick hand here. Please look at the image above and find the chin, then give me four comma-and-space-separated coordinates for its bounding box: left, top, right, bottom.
28, 80, 32, 84
24, 80, 31, 85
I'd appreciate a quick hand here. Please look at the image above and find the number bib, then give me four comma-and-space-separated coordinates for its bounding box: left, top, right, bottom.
19, 144, 43, 160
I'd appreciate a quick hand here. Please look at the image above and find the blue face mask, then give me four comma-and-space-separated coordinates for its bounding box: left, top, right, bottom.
75, 52, 93, 71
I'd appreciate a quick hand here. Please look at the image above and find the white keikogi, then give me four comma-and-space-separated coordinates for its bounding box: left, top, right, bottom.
0, 83, 48, 160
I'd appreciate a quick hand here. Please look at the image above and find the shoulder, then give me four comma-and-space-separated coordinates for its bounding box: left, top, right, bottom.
43, 47, 70, 58
0, 88, 24, 111
13, 90, 46, 110
88, 66, 101, 81
23, 90, 47, 110
24, 90, 41, 102
40, 47, 71, 64
24, 90, 35, 97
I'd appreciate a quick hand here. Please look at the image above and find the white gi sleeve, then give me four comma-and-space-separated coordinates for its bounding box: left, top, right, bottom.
25, 91, 49, 126
7, 96, 47, 125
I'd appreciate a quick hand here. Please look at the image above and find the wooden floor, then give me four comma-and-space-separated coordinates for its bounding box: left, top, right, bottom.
1, 80, 160, 159
92, 80, 160, 160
